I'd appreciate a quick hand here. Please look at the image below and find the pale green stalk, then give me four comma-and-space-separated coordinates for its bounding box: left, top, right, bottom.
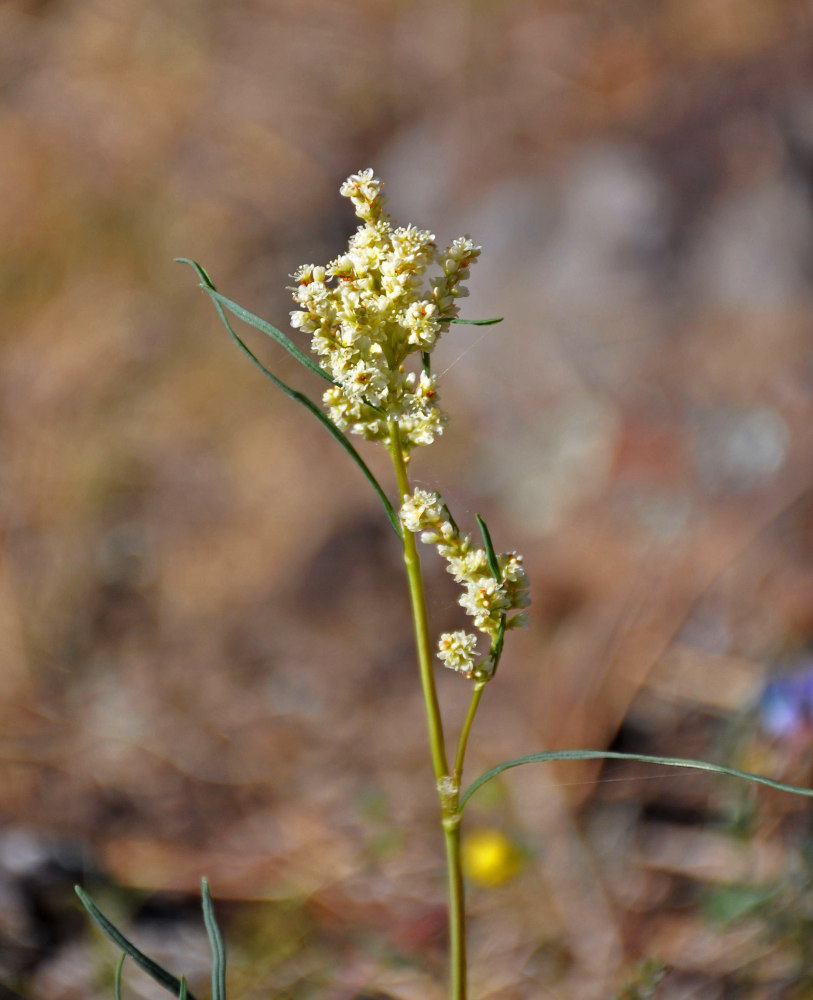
386, 419, 467, 1000
386, 420, 449, 784
443, 821, 466, 1000
444, 683, 488, 1000
454, 682, 486, 783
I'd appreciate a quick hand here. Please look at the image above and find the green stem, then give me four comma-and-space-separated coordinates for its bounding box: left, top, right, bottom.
386, 420, 449, 783
444, 821, 467, 1000
454, 682, 485, 782
387, 420, 467, 1000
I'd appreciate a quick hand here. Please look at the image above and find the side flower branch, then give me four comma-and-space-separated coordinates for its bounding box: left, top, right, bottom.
400, 488, 529, 681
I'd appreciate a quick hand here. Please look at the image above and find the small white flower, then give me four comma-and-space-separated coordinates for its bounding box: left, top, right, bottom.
399, 489, 446, 534
445, 547, 489, 584
438, 631, 479, 676
459, 576, 509, 630
500, 552, 530, 613
339, 168, 385, 223
404, 301, 441, 349
343, 361, 389, 403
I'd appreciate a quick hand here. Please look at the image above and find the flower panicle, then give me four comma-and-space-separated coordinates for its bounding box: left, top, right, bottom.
399, 488, 530, 680
289, 170, 481, 451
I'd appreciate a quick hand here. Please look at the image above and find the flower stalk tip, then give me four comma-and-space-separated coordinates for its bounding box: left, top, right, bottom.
289, 170, 481, 451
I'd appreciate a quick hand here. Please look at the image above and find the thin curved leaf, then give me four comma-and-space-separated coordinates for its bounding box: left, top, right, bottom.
184, 263, 381, 406
442, 317, 504, 326
460, 749, 813, 811
176, 258, 402, 538
114, 953, 125, 1000
75, 887, 197, 1000
176, 259, 331, 384
206, 289, 335, 385
201, 879, 226, 1000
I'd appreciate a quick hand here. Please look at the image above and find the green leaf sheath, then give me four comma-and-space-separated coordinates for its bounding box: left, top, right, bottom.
176, 259, 402, 538
74, 887, 197, 1000
201, 879, 226, 1000
490, 615, 506, 673
460, 749, 813, 811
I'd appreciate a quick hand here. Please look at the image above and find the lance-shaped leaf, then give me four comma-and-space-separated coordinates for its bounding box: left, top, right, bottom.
75, 887, 198, 1000
177, 259, 402, 538
201, 879, 226, 1000
460, 749, 813, 811
475, 513, 501, 582
204, 288, 335, 385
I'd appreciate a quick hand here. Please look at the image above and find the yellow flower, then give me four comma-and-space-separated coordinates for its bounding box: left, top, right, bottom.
462, 828, 521, 887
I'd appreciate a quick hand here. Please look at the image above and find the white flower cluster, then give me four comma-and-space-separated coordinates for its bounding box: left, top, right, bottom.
290, 170, 480, 449
400, 489, 530, 679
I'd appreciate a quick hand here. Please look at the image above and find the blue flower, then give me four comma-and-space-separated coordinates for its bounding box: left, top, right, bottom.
760, 662, 813, 737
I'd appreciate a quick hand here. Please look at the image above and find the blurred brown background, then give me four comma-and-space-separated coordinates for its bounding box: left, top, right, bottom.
3, 1, 813, 998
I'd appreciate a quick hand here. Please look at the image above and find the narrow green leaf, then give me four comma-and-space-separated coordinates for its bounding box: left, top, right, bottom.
475, 513, 506, 678
176, 259, 331, 384
441, 316, 503, 326
176, 258, 215, 287
178, 259, 383, 413
75, 887, 198, 1000
206, 289, 335, 385
176, 259, 402, 538
114, 953, 125, 1000
475, 514, 501, 582
460, 749, 813, 811
179, 977, 188, 1000
201, 879, 226, 1000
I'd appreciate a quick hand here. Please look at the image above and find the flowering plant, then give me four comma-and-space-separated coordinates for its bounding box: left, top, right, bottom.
75, 171, 813, 1000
